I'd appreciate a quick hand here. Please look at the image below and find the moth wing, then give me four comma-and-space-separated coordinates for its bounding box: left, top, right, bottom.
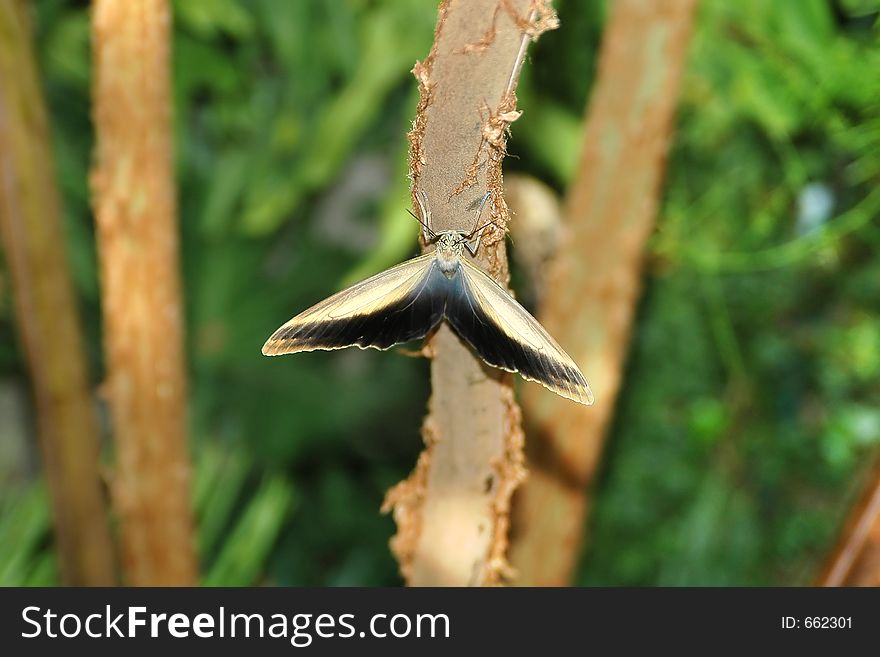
262, 253, 447, 355
448, 258, 594, 405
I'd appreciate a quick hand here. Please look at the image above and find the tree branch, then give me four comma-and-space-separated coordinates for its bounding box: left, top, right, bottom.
0, 0, 116, 585
383, 0, 557, 586
91, 0, 197, 585
818, 456, 880, 586
509, 0, 699, 585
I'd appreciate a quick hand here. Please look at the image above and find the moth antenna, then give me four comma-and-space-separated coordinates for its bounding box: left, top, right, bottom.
407, 208, 436, 240
463, 219, 504, 241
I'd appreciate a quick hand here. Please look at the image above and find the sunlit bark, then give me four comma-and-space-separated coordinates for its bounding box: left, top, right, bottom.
91, 0, 197, 585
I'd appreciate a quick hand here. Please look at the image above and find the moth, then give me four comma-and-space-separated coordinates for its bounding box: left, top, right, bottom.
262, 191, 593, 405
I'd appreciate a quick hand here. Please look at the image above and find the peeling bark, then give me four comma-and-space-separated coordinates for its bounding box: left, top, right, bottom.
509, 0, 698, 586
382, 0, 557, 586
91, 0, 197, 585
0, 0, 116, 585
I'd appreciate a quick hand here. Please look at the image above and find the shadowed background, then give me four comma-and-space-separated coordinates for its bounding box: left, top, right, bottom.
1, 0, 878, 586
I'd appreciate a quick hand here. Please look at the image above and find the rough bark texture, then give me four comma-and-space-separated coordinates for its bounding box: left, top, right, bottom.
509, 0, 699, 586
382, 0, 557, 586
0, 0, 116, 586
91, 0, 197, 585
818, 459, 880, 586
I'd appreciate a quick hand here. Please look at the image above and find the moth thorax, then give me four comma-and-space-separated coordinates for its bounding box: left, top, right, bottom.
434, 232, 464, 278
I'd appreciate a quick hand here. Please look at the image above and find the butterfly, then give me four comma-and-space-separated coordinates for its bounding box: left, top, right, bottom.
262, 191, 593, 405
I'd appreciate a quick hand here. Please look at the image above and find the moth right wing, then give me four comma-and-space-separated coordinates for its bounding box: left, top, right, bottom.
447, 258, 594, 405
262, 253, 447, 355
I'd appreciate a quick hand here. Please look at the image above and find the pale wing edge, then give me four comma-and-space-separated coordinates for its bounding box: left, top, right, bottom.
457, 259, 594, 406
262, 253, 439, 355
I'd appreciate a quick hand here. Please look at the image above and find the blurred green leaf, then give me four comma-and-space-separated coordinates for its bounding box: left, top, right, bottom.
203, 474, 295, 586
0, 483, 55, 586
239, 1, 434, 234
174, 0, 255, 39
42, 12, 90, 86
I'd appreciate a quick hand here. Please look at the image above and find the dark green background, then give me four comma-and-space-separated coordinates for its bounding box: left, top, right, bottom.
1, 0, 878, 585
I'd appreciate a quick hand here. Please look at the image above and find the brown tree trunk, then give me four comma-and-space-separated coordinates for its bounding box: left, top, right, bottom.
382, 0, 558, 586
818, 458, 880, 586
0, 0, 116, 585
91, 0, 197, 585
509, 0, 699, 586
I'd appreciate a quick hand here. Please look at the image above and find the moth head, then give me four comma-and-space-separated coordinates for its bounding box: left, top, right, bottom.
434, 231, 466, 258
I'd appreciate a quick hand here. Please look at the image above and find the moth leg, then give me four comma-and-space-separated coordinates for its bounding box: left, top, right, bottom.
415, 188, 435, 243
464, 192, 492, 256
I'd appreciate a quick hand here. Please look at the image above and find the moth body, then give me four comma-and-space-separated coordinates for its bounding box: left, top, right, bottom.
433, 232, 465, 278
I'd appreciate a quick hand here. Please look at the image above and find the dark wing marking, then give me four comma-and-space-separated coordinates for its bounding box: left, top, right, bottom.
262, 253, 449, 354
446, 258, 594, 405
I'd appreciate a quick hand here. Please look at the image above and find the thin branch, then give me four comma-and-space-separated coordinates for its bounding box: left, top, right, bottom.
0, 0, 116, 585
91, 0, 197, 585
509, 0, 699, 585
383, 0, 557, 586
818, 457, 880, 586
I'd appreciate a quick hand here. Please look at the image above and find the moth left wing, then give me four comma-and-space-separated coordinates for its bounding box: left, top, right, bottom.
262, 253, 446, 355
447, 258, 594, 405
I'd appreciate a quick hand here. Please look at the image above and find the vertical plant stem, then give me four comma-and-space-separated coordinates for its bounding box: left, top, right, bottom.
91, 0, 197, 585
818, 458, 880, 586
0, 0, 116, 585
509, 0, 699, 585
383, 0, 558, 586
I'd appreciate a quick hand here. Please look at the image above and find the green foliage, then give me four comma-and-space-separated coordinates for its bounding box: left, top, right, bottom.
0, 483, 57, 586
580, 0, 880, 585
197, 445, 296, 586
0, 0, 877, 586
